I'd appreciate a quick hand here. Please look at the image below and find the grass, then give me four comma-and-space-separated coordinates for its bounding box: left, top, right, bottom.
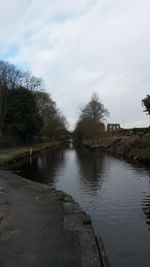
129, 147, 150, 160
83, 135, 150, 163
0, 142, 62, 168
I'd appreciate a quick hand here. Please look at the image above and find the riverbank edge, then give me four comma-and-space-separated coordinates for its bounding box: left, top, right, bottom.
0, 142, 63, 168
0, 170, 106, 267
83, 134, 150, 164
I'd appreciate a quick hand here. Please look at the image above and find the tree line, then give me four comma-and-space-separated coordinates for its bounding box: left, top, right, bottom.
0, 59, 149, 146
0, 60, 68, 146
74, 94, 150, 142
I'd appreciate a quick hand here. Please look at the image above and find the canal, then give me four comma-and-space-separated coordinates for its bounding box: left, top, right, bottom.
11, 145, 150, 267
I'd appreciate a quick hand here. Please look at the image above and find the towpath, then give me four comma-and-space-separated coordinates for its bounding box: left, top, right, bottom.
0, 170, 102, 267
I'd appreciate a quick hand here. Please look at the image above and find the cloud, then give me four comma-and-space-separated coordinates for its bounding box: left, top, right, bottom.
0, 0, 150, 129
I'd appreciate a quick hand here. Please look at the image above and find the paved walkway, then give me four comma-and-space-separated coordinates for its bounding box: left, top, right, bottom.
0, 170, 102, 267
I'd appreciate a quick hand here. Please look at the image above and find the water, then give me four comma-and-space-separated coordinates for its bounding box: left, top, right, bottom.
11, 146, 150, 267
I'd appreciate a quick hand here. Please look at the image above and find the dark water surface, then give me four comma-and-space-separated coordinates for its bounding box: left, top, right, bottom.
11, 146, 150, 267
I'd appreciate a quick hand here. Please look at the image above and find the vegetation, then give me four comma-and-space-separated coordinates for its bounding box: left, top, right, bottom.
74, 94, 109, 141
35, 91, 68, 140
0, 60, 68, 146
0, 142, 61, 168
142, 95, 150, 116
4, 87, 42, 144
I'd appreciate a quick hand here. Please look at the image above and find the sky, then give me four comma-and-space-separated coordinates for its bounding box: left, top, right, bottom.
0, 0, 150, 129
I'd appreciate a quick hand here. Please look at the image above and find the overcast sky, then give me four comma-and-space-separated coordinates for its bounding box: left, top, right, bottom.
0, 0, 150, 129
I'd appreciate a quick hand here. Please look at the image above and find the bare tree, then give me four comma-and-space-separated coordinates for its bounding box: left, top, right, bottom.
35, 91, 68, 139
80, 93, 109, 122
0, 59, 67, 144
0, 60, 23, 131
75, 93, 109, 141
22, 71, 44, 92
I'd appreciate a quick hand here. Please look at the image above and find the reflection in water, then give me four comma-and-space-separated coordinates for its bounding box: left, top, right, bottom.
132, 165, 150, 232
76, 149, 105, 192
142, 194, 150, 231
12, 148, 65, 186
142, 169, 150, 231
11, 147, 150, 267
129, 165, 150, 231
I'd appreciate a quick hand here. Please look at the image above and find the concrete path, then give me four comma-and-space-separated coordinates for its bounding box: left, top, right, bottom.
0, 170, 102, 267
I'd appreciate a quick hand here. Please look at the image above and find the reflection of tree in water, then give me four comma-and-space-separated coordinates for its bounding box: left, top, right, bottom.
11, 148, 65, 186
76, 148, 105, 192
142, 167, 150, 231
141, 166, 150, 231
126, 162, 150, 231
142, 194, 150, 231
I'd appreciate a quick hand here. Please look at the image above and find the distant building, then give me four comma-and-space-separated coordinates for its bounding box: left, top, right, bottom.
107, 123, 121, 132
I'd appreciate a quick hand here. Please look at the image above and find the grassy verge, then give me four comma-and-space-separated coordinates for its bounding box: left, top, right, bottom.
0, 142, 62, 168
128, 147, 150, 163
83, 135, 150, 164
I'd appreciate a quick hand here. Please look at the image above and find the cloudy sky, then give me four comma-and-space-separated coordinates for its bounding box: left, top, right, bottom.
0, 0, 150, 129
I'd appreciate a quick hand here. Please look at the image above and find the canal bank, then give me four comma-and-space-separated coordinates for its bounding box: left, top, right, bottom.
0, 170, 103, 267
84, 134, 150, 164
0, 142, 62, 168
